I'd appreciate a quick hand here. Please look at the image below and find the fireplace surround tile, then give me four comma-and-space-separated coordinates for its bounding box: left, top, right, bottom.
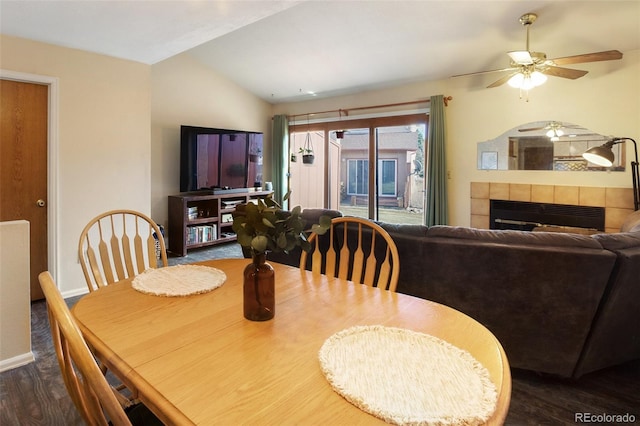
606, 187, 635, 209
509, 184, 531, 202
470, 182, 489, 199
605, 207, 632, 230
471, 182, 635, 233
579, 187, 606, 207
554, 186, 580, 205
471, 198, 490, 216
531, 185, 555, 203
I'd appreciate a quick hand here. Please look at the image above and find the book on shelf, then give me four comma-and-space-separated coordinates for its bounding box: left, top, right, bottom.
187, 224, 217, 245
222, 200, 243, 208
187, 206, 199, 220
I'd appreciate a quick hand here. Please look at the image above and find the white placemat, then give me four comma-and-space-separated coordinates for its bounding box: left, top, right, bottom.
318, 325, 498, 426
132, 265, 226, 297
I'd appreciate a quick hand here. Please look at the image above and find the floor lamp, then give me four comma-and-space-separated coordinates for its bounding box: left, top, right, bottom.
583, 137, 639, 211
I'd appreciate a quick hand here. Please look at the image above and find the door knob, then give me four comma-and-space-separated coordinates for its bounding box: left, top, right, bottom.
36, 199, 46, 207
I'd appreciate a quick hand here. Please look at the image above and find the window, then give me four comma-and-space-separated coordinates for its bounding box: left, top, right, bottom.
347, 159, 368, 195
379, 159, 397, 196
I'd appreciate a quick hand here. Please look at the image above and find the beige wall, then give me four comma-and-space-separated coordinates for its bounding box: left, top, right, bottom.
150, 53, 273, 228
0, 221, 33, 371
1, 35, 151, 296
274, 49, 640, 226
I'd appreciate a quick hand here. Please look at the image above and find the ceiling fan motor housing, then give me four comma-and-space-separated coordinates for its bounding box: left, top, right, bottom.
519, 13, 537, 26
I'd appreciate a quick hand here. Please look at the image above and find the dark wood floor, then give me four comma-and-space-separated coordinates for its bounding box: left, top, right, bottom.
2, 243, 638, 425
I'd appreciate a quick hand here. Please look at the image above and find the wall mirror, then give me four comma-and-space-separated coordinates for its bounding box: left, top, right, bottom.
477, 121, 625, 171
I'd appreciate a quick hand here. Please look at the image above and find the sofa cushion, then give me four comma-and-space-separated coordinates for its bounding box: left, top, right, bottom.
574, 230, 640, 376
592, 230, 640, 250
426, 225, 604, 249
620, 210, 640, 233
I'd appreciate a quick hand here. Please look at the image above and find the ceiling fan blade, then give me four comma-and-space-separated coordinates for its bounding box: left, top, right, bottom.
518, 126, 546, 132
487, 73, 516, 88
451, 66, 517, 78
550, 50, 623, 66
508, 50, 533, 65
543, 66, 588, 79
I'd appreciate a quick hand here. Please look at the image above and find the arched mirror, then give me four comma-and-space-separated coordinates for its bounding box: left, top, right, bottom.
477, 121, 625, 171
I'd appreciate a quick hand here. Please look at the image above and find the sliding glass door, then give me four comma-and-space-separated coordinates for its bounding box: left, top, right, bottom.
289, 114, 427, 225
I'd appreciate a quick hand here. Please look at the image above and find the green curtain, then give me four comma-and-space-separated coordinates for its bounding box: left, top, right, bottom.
425, 95, 448, 226
271, 115, 289, 209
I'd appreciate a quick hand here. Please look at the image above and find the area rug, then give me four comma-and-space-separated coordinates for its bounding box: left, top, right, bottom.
318, 325, 497, 425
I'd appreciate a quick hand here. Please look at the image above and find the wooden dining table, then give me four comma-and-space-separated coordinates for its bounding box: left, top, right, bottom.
72, 258, 511, 425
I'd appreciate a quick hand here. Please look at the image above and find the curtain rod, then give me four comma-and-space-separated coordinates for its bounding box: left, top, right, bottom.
280, 96, 452, 120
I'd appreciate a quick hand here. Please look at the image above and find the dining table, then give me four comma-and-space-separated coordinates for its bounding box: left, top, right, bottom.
72, 258, 511, 425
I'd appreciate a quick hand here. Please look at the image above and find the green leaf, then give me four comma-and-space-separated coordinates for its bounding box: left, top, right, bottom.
262, 217, 275, 228
237, 232, 253, 247
251, 235, 268, 253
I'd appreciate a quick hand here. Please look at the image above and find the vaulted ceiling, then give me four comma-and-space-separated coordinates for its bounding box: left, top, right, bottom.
2, 1, 638, 102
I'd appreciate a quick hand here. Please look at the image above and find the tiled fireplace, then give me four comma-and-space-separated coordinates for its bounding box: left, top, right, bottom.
471, 182, 636, 233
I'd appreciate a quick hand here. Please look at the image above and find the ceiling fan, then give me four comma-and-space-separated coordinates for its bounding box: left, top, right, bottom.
518, 121, 583, 133
518, 121, 595, 141
453, 13, 623, 90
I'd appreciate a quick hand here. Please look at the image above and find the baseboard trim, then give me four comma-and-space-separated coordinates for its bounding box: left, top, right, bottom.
0, 352, 35, 373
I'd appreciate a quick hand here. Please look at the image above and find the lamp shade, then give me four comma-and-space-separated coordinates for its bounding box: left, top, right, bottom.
582, 145, 615, 167
582, 137, 639, 211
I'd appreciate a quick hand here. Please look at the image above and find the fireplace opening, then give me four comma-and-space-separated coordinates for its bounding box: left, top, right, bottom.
490, 200, 605, 231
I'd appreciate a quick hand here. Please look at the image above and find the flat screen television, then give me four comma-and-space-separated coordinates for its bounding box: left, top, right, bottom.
180, 125, 263, 192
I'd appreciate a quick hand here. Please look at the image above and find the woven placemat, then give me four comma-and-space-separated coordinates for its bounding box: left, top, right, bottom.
318, 325, 498, 425
132, 265, 226, 297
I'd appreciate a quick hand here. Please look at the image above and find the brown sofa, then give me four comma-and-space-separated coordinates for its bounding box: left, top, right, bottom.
265, 209, 640, 378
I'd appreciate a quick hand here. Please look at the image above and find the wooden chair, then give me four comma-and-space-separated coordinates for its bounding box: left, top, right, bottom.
300, 216, 400, 291
38, 271, 162, 426
78, 209, 168, 292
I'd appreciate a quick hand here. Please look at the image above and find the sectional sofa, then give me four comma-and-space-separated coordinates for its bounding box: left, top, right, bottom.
265, 209, 640, 378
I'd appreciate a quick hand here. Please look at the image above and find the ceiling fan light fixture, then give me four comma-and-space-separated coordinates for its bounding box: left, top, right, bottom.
507, 69, 547, 91
531, 71, 547, 86
507, 72, 525, 88
546, 128, 564, 139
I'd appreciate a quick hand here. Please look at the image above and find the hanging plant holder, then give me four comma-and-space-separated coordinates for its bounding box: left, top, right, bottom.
302, 153, 315, 164
290, 127, 297, 162
335, 110, 346, 140
300, 131, 315, 164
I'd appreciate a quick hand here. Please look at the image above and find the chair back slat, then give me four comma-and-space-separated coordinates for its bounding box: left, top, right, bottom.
97, 222, 116, 285
377, 246, 392, 289
109, 216, 126, 282
351, 223, 365, 284
146, 232, 158, 270
78, 209, 168, 291
121, 232, 135, 277
39, 271, 133, 426
133, 230, 146, 275
363, 228, 377, 286
85, 246, 107, 289
311, 237, 323, 275
301, 217, 400, 291
337, 222, 350, 280
325, 225, 337, 276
